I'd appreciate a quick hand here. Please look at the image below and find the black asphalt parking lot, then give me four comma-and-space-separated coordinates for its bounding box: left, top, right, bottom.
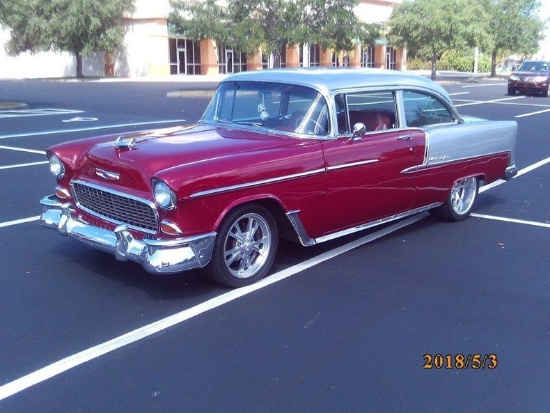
0, 78, 549, 412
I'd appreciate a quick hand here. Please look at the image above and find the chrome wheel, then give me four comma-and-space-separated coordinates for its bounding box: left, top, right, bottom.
430, 176, 478, 222
206, 204, 278, 287
223, 212, 272, 279
450, 177, 477, 215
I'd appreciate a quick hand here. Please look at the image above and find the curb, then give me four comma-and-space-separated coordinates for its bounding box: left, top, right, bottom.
0, 102, 29, 111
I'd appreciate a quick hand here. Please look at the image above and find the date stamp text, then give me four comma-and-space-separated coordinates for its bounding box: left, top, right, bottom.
423, 354, 498, 369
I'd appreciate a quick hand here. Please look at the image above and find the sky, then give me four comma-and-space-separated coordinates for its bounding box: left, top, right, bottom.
532, 1, 550, 58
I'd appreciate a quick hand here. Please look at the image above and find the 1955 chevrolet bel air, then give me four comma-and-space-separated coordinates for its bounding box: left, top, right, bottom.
40, 68, 517, 287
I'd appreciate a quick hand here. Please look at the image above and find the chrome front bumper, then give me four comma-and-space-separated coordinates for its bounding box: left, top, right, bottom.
39, 195, 216, 274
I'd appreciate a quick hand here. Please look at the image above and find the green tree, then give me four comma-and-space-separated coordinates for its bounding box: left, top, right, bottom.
480, 0, 545, 76
170, 0, 363, 66
170, 0, 302, 62
1, 0, 135, 78
388, 0, 488, 79
301, 0, 361, 53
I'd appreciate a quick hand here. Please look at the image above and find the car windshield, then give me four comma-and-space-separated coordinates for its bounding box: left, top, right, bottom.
201, 81, 330, 136
517, 61, 549, 72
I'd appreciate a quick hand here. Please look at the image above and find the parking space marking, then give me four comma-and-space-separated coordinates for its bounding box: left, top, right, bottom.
0, 145, 46, 155
0, 119, 186, 140
515, 108, 550, 118
0, 161, 48, 170
0, 108, 83, 119
461, 83, 507, 88
454, 96, 526, 107
471, 213, 550, 228
0, 216, 40, 228
0, 213, 426, 401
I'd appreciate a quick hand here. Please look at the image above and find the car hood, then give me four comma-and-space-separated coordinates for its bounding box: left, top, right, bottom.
78, 124, 297, 190
511, 70, 550, 78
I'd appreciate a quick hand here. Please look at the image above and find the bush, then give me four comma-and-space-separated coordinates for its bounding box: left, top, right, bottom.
406, 50, 492, 73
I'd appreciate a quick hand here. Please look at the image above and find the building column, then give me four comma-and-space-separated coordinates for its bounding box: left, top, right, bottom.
247, 52, 263, 71
200, 39, 219, 75
350, 44, 362, 68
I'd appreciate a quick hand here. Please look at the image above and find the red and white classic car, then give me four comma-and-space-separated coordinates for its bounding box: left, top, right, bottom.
40, 69, 517, 287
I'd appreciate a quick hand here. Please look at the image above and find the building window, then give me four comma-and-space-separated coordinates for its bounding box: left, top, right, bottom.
218, 46, 247, 74
386, 47, 397, 70
169, 38, 201, 75
309, 44, 320, 67
362, 46, 375, 68
299, 43, 320, 67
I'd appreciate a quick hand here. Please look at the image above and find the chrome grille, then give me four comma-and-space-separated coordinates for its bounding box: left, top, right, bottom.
72, 181, 158, 233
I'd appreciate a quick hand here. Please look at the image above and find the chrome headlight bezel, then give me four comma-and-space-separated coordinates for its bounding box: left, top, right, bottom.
508, 75, 519, 81
48, 153, 65, 179
153, 180, 176, 210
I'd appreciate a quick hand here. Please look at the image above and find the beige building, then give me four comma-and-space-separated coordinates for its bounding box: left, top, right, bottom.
0, 0, 404, 79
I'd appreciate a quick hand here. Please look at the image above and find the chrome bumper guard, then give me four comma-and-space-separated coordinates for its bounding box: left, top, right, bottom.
39, 195, 216, 274
505, 164, 518, 180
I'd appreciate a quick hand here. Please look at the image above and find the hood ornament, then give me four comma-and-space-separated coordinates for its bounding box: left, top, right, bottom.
114, 136, 137, 149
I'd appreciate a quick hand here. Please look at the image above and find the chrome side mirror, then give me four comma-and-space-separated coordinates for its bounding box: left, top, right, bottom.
351, 123, 366, 141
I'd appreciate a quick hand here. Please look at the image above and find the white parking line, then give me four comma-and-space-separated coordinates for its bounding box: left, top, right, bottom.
1, 155, 549, 401
0, 120, 186, 140
0, 145, 46, 155
0, 161, 48, 170
0, 213, 425, 401
515, 108, 550, 118
471, 213, 550, 228
461, 83, 507, 88
455, 96, 525, 107
0, 108, 83, 119
0, 216, 40, 228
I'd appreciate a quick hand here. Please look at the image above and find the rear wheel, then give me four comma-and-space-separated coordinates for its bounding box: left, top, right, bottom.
430, 177, 478, 222
205, 204, 278, 287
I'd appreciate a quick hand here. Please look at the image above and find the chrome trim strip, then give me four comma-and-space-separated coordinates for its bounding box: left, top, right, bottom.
190, 168, 326, 199
70, 179, 159, 234
326, 159, 379, 171
286, 210, 316, 246
401, 151, 511, 174
286, 203, 441, 247
95, 168, 120, 181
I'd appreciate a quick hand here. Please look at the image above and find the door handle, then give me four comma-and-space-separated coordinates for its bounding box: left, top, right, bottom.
398, 135, 412, 141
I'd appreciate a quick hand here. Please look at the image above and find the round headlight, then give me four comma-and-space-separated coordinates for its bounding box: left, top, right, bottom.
48, 154, 65, 178
509, 75, 519, 81
153, 181, 176, 210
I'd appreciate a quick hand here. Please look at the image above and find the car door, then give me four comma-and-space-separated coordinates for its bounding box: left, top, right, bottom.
321, 90, 425, 233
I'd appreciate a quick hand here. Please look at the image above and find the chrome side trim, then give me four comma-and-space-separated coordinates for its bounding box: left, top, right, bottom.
400, 151, 511, 174
326, 159, 379, 171
286, 203, 441, 247
286, 210, 316, 246
190, 168, 325, 199
39, 194, 215, 274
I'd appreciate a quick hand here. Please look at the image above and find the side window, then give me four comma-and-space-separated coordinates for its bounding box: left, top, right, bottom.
402, 91, 455, 127
337, 91, 397, 134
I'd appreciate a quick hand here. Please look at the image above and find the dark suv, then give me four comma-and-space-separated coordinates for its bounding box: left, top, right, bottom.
508, 60, 550, 96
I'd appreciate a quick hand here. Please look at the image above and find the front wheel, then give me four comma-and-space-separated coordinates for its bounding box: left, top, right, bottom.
430, 177, 478, 222
205, 204, 278, 287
